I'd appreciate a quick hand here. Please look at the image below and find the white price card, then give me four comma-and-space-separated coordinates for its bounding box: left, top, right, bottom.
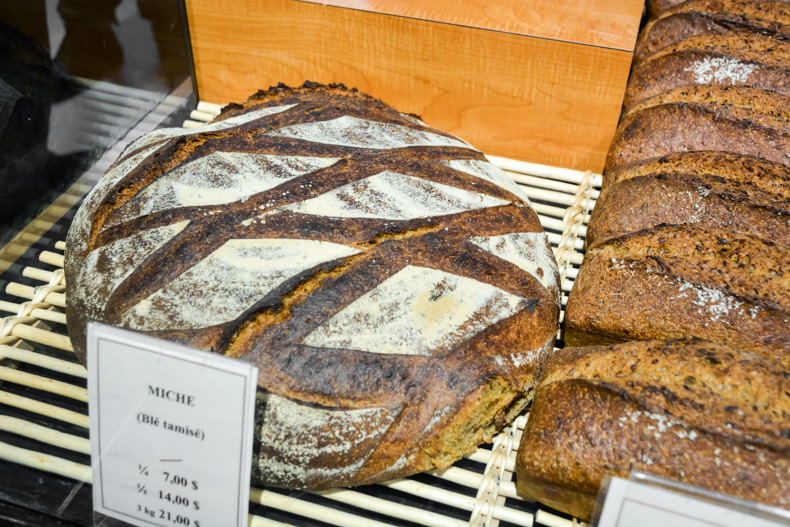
87, 322, 258, 527
596, 473, 790, 527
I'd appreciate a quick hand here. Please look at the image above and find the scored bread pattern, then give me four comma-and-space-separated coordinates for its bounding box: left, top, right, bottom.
120, 238, 362, 331
301, 265, 528, 356
110, 153, 341, 227
97, 145, 163, 203
65, 86, 560, 489
468, 232, 560, 306
443, 158, 531, 204
280, 171, 510, 220
75, 221, 190, 317
127, 103, 298, 152
255, 391, 396, 484
266, 115, 474, 150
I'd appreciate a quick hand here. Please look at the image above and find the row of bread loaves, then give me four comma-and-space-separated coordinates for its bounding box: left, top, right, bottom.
567, 0, 790, 356
517, 0, 790, 520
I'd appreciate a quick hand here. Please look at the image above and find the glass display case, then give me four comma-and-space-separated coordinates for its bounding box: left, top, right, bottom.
0, 2, 193, 524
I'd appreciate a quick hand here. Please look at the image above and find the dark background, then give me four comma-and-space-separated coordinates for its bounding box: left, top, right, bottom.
0, 0, 191, 246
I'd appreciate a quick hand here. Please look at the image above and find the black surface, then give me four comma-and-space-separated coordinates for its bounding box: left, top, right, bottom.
0, 499, 83, 527
0, 460, 93, 526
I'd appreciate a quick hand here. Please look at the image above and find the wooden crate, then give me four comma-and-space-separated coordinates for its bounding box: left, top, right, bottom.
183, 0, 643, 172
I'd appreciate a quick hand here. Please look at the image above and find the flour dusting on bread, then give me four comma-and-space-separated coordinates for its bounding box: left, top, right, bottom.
282, 171, 509, 220
121, 238, 361, 330
268, 115, 475, 150
302, 265, 528, 355
685, 56, 757, 84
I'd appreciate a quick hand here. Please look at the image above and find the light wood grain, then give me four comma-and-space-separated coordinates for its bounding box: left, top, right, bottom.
185, 0, 638, 171
296, 0, 644, 51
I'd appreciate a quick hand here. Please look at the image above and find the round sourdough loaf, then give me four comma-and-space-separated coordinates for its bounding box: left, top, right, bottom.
64, 83, 560, 488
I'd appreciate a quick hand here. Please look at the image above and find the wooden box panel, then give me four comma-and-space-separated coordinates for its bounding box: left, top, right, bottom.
184, 0, 643, 172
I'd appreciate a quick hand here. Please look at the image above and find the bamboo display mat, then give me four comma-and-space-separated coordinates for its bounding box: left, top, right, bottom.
0, 103, 600, 527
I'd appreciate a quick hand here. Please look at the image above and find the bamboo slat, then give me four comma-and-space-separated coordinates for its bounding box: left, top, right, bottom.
0, 391, 89, 428
196, 101, 224, 114
0, 301, 18, 314
250, 489, 398, 527
530, 202, 569, 220
0, 365, 87, 401
427, 465, 484, 489
0, 301, 67, 326
537, 510, 585, 527
248, 515, 297, 527
190, 109, 217, 122
10, 324, 73, 352
465, 449, 493, 465
0, 415, 90, 455
0, 441, 92, 483
509, 172, 600, 199
487, 155, 603, 187
22, 266, 56, 283
4, 283, 66, 309
315, 487, 470, 527
30, 309, 67, 326
546, 233, 585, 253
0, 345, 85, 378
39, 251, 65, 269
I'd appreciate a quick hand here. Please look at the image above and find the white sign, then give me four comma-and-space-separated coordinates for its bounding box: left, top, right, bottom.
87, 323, 258, 527
597, 475, 790, 527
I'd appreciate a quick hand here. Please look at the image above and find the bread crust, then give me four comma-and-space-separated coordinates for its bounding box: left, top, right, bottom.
552, 10, 790, 518
604, 150, 790, 194
588, 170, 790, 248
637, 0, 790, 63
605, 102, 790, 172
623, 49, 790, 114
622, 85, 790, 132
646, 0, 686, 19
565, 224, 790, 363
647, 32, 790, 68
65, 83, 560, 488
516, 339, 790, 521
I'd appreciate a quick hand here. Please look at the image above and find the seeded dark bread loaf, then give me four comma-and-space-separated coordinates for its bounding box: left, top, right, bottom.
605, 100, 790, 172
603, 150, 790, 191
623, 40, 790, 113
604, 150, 790, 191
564, 223, 790, 364
515, 339, 790, 521
622, 85, 790, 133
647, 32, 790, 67
64, 83, 560, 488
636, 0, 790, 63
557, 9, 790, 517
592, 152, 790, 247
646, 0, 686, 18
